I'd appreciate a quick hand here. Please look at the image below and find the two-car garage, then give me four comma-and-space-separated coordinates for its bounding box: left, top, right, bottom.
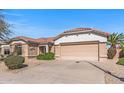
54, 28, 108, 61
55, 41, 100, 61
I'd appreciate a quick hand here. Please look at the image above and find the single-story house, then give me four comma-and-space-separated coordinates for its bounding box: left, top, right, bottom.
0, 28, 109, 61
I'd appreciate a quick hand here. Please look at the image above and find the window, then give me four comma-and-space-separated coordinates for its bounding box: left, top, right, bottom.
4, 49, 10, 55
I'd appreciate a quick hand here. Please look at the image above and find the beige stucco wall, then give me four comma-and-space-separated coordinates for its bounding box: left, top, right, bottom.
54, 45, 60, 57
99, 43, 107, 61
28, 45, 38, 56
10, 40, 28, 57
23, 44, 29, 56
99, 43, 107, 57
10, 44, 28, 56
10, 40, 40, 57
50, 46, 55, 53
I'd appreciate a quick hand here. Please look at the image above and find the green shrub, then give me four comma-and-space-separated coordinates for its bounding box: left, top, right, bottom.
119, 49, 124, 58
107, 47, 117, 59
37, 52, 55, 60
4, 55, 25, 70
117, 58, 124, 65
37, 54, 44, 60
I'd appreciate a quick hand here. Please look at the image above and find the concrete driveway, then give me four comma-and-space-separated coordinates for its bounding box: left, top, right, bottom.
0, 59, 105, 84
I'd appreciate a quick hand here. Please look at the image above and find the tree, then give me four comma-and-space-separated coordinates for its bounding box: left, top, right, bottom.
0, 10, 11, 41
107, 33, 124, 59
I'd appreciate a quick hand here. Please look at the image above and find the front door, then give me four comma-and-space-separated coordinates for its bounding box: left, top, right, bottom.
15, 45, 22, 55
39, 46, 46, 54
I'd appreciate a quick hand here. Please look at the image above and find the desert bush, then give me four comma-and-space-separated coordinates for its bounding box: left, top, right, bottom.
107, 47, 117, 59
119, 48, 124, 58
37, 52, 55, 60
0, 54, 10, 61
117, 58, 124, 65
4, 55, 25, 69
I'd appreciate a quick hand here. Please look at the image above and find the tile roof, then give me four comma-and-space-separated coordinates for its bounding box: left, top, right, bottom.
54, 28, 109, 40
35, 37, 54, 43
12, 28, 109, 43
13, 36, 54, 44
64, 28, 92, 33
15, 36, 36, 42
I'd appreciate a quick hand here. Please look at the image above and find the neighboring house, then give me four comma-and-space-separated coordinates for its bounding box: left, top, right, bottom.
0, 28, 109, 61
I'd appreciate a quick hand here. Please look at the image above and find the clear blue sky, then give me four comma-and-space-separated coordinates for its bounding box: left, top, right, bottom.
3, 9, 124, 38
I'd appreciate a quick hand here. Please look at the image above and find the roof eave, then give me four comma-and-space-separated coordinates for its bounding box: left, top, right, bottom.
54, 30, 107, 41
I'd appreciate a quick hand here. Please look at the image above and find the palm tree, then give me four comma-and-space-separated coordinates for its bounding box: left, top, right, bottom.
118, 41, 124, 58
107, 33, 124, 59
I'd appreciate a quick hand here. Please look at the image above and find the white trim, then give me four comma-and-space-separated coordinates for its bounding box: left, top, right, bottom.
38, 45, 49, 53
46, 45, 49, 53
55, 33, 107, 45
10, 40, 26, 45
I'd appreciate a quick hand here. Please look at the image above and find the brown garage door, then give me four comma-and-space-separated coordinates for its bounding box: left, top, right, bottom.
58, 42, 99, 61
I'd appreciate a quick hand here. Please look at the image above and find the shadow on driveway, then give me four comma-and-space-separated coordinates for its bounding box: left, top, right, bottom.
83, 61, 124, 82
